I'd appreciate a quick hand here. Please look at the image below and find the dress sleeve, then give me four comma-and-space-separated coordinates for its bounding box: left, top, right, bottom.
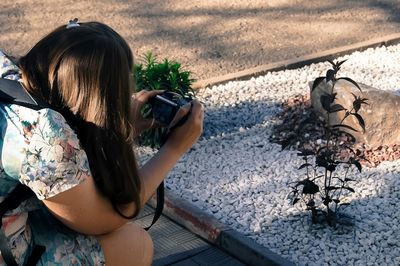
19, 109, 90, 200
0, 50, 21, 80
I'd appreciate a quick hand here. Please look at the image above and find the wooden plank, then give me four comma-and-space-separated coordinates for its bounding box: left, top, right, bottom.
168, 258, 200, 266
148, 189, 228, 243
148, 190, 291, 265
136, 204, 155, 219
154, 231, 208, 257
135, 215, 184, 239
153, 246, 209, 266
191, 247, 246, 266
135, 205, 247, 265
135, 214, 211, 262
165, 247, 246, 266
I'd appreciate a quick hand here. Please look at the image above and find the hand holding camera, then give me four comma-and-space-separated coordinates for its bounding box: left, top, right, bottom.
149, 91, 192, 129
161, 98, 204, 155
131, 90, 203, 151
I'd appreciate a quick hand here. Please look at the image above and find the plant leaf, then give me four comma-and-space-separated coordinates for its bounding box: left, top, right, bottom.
350, 158, 362, 172
337, 77, 361, 91
306, 199, 315, 207
343, 187, 355, 193
326, 69, 336, 82
312, 77, 326, 91
299, 163, 312, 170
300, 180, 320, 194
320, 94, 333, 112
327, 164, 337, 172
293, 198, 300, 205
332, 124, 359, 132
323, 197, 332, 205
337, 59, 347, 68
327, 59, 336, 66
326, 186, 341, 191
351, 93, 362, 112
316, 154, 329, 168
329, 104, 346, 113
352, 113, 366, 132
136, 52, 195, 148
332, 176, 344, 182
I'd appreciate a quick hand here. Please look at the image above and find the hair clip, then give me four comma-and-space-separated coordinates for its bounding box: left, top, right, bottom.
66, 18, 80, 29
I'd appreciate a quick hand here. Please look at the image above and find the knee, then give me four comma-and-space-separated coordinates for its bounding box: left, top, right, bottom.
118, 223, 154, 265
136, 225, 154, 264
98, 222, 154, 266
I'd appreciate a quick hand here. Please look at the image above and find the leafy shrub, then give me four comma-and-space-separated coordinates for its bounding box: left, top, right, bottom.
289, 60, 368, 227
134, 52, 196, 148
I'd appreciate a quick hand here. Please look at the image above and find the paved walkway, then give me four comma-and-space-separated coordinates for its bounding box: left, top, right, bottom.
2, 1, 400, 80
135, 205, 245, 266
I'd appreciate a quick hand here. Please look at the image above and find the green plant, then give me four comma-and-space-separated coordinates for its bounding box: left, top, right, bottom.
289, 60, 369, 227
134, 52, 196, 148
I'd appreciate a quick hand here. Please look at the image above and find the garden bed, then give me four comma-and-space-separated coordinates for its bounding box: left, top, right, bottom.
138, 44, 400, 265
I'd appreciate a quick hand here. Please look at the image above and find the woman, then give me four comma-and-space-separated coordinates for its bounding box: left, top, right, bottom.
0, 20, 203, 265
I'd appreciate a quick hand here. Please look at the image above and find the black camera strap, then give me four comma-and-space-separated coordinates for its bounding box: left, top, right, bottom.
143, 102, 193, 230
0, 78, 49, 109
143, 101, 193, 230
144, 182, 164, 231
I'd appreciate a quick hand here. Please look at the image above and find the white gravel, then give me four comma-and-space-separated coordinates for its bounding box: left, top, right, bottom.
139, 45, 400, 266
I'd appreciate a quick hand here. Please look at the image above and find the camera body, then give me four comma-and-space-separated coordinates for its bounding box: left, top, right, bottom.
150, 91, 191, 126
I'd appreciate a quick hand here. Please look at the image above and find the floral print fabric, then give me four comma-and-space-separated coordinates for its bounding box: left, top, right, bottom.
0, 50, 105, 265
19, 109, 89, 200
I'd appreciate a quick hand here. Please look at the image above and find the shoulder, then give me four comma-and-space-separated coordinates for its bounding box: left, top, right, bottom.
35, 109, 78, 141
30, 108, 84, 163
20, 108, 90, 200
1, 106, 76, 147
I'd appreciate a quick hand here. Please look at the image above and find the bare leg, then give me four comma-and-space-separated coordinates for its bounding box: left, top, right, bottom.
97, 222, 153, 266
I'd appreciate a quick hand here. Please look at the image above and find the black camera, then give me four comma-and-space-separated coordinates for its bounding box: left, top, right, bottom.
150, 91, 192, 126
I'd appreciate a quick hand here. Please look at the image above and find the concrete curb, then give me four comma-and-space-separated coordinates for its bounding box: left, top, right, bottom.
149, 190, 295, 266
192, 33, 400, 89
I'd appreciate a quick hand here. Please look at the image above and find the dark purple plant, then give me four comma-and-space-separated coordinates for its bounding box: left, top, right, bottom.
289, 60, 368, 227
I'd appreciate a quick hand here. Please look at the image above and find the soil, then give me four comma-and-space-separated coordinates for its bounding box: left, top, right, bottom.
1, 0, 400, 81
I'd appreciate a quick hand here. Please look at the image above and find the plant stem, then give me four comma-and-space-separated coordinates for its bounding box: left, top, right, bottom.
324, 168, 328, 203
336, 164, 350, 212
325, 81, 336, 151
340, 107, 354, 125
323, 81, 338, 218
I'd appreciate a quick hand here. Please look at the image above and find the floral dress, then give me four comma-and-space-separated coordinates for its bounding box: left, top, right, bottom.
0, 50, 105, 265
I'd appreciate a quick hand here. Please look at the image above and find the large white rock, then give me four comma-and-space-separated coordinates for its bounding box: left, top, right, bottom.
311, 79, 400, 147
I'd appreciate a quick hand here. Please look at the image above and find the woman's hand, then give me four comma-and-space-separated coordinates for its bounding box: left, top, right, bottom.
138, 100, 204, 204
130, 90, 163, 138
164, 99, 204, 155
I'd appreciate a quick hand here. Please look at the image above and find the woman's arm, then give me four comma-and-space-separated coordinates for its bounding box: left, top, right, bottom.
139, 100, 204, 204
43, 173, 133, 235
131, 89, 204, 203
42, 100, 203, 235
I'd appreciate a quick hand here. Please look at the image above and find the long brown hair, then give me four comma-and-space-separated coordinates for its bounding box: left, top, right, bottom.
19, 22, 141, 218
